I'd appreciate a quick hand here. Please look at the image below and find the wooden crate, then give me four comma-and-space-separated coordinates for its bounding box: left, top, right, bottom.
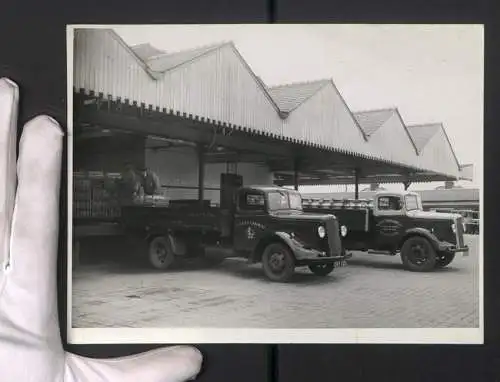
73, 171, 171, 219
73, 171, 121, 219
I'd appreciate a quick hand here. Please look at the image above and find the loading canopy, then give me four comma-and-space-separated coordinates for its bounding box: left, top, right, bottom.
75, 91, 459, 193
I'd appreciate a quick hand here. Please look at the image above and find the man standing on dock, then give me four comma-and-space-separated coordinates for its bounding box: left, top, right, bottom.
116, 163, 142, 204
139, 167, 162, 196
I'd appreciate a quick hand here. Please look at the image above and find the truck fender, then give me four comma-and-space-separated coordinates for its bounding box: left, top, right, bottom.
399, 228, 441, 251
146, 232, 187, 256
251, 232, 297, 263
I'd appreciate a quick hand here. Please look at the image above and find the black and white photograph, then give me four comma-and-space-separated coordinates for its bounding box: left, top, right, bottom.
67, 24, 483, 344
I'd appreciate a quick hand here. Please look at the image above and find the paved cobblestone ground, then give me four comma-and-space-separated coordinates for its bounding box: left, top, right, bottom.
72, 235, 479, 328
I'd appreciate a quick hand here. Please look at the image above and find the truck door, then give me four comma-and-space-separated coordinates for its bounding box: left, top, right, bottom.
372, 195, 406, 250
233, 190, 267, 253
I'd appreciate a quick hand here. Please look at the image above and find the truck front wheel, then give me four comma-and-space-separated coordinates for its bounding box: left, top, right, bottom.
262, 242, 296, 282
148, 236, 175, 270
435, 251, 455, 268
400, 236, 437, 272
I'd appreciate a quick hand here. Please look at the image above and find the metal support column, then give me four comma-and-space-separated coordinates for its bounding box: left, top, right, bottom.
403, 180, 411, 191
354, 168, 360, 200
293, 157, 300, 191
197, 144, 205, 204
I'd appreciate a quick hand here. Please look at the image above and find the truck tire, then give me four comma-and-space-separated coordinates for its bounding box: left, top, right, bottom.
401, 236, 437, 272
148, 236, 175, 270
308, 263, 335, 276
435, 251, 455, 268
262, 242, 296, 282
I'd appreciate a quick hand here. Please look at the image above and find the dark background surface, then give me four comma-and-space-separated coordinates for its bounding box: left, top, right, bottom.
0, 0, 498, 381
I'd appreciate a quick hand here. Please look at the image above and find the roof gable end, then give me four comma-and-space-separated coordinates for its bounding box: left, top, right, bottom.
268, 79, 330, 113
407, 123, 441, 153
353, 108, 396, 137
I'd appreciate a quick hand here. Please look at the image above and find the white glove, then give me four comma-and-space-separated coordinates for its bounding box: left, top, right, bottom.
0, 77, 203, 381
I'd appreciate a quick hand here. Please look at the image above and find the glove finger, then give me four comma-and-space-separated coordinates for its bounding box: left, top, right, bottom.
0, 78, 18, 281
65, 346, 203, 382
5, 115, 63, 338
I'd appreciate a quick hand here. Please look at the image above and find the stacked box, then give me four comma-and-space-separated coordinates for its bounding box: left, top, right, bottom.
73, 172, 121, 220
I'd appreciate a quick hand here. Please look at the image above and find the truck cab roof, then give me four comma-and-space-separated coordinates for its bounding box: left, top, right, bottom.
373, 190, 419, 199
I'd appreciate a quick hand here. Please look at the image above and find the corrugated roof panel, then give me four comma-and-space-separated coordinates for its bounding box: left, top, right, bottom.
280, 82, 369, 155
74, 29, 282, 135
353, 109, 395, 137
350, 108, 420, 167
409, 124, 460, 179
407, 123, 441, 153
145, 42, 228, 72
130, 43, 166, 61
74, 29, 155, 105
156, 43, 281, 135
268, 80, 330, 113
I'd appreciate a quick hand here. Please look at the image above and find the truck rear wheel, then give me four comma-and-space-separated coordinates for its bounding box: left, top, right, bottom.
308, 263, 335, 276
262, 242, 296, 282
401, 236, 437, 272
148, 236, 175, 270
435, 251, 455, 268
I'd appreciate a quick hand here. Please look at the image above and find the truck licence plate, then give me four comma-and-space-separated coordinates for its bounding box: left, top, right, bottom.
335, 260, 347, 267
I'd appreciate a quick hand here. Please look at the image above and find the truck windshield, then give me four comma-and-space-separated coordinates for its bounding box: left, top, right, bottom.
268, 191, 303, 211
405, 194, 422, 211
288, 192, 303, 210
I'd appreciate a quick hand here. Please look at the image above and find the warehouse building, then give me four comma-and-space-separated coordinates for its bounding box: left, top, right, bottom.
73, 28, 471, 204
71, 26, 477, 251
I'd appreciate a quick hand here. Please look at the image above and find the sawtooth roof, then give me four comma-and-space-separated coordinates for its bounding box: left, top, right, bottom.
73, 28, 467, 183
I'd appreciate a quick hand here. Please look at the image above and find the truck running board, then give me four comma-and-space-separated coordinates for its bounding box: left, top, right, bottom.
367, 250, 395, 255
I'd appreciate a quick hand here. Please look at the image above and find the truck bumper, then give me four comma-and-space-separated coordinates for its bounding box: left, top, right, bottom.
293, 247, 352, 267
454, 246, 470, 256
438, 243, 469, 256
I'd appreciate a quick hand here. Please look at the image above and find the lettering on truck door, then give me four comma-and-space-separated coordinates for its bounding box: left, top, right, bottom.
373, 195, 405, 249
233, 190, 267, 253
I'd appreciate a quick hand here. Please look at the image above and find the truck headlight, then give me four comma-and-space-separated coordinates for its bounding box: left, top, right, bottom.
340, 225, 348, 237
451, 223, 456, 233
318, 225, 326, 238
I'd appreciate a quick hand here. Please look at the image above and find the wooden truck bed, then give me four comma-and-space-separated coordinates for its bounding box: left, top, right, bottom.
120, 201, 229, 234
73, 171, 228, 237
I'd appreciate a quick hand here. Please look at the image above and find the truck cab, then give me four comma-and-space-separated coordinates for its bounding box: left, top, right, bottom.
364, 191, 469, 271
227, 186, 347, 281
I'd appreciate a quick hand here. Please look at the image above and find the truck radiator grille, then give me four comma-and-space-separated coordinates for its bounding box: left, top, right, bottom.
326, 219, 342, 255
456, 217, 465, 247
